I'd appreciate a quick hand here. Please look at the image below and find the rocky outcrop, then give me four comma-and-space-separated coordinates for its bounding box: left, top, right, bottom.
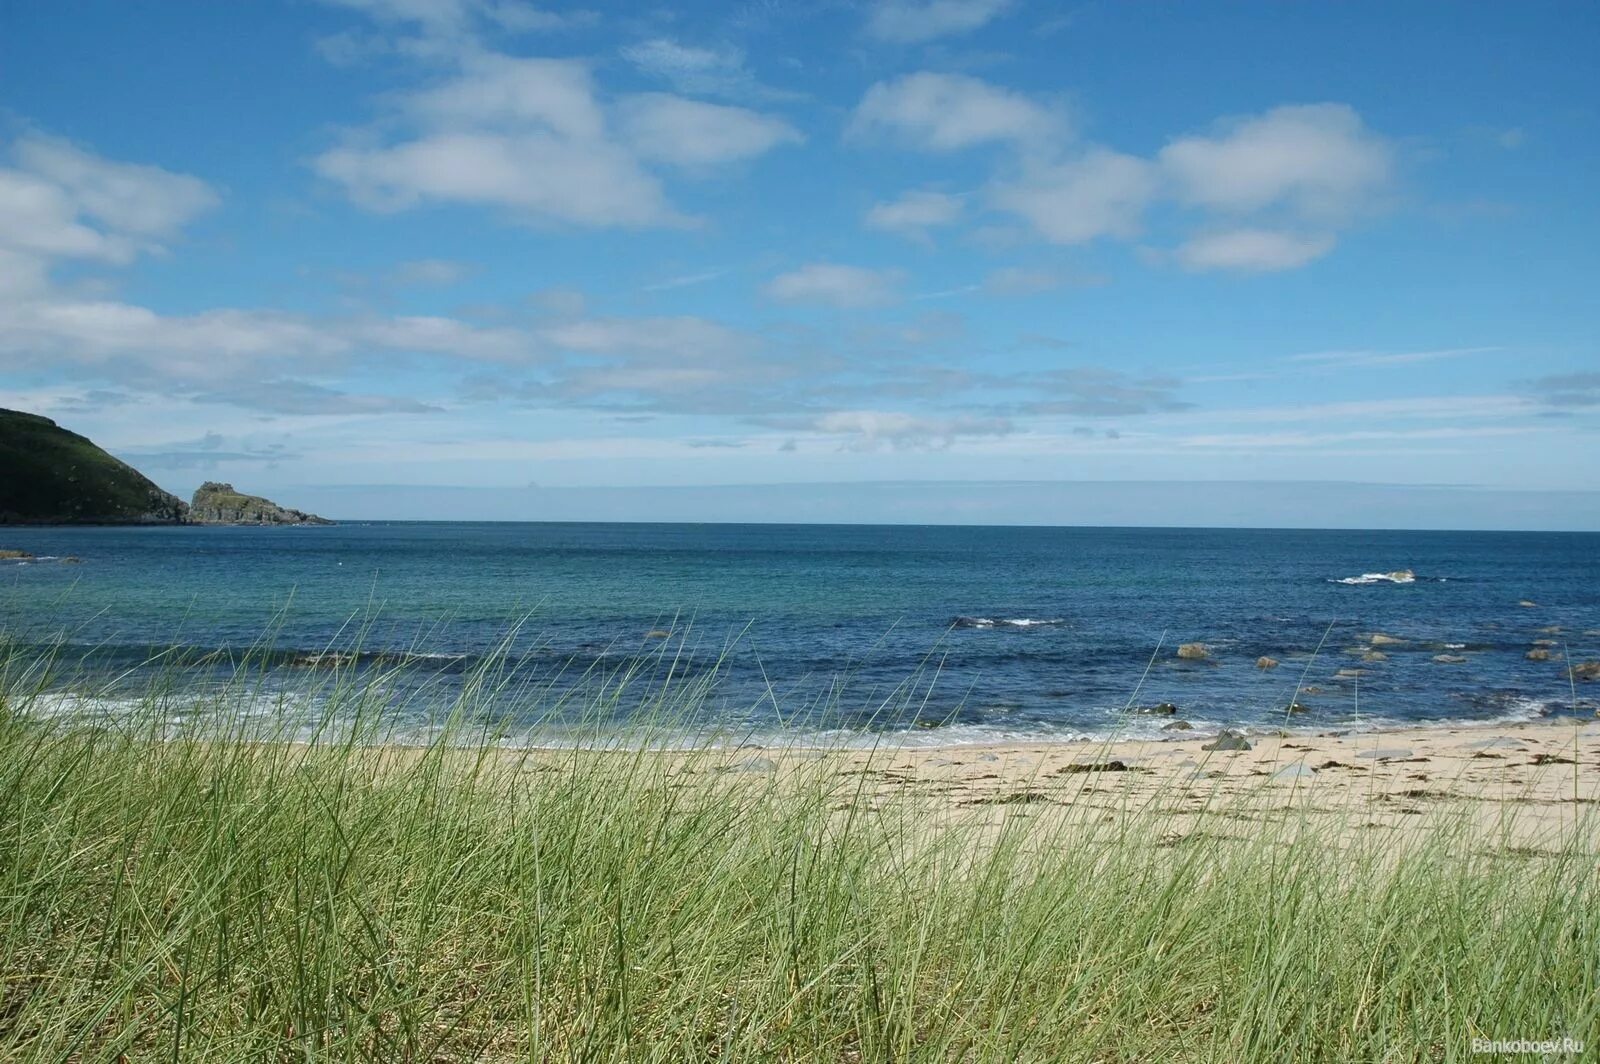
0, 409, 188, 524
189, 483, 332, 526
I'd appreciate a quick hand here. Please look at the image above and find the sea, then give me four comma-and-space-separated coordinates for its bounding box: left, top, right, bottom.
2, 522, 1597, 746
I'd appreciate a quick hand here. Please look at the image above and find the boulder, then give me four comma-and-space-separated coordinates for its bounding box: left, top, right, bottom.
1284, 702, 1310, 714
1202, 730, 1251, 752
1176, 642, 1210, 661
1162, 720, 1194, 731
1136, 702, 1181, 716
1256, 656, 1279, 670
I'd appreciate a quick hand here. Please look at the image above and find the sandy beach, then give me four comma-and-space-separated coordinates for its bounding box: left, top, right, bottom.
659, 716, 1600, 852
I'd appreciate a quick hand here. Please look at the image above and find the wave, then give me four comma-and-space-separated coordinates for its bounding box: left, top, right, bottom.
952, 616, 1066, 630
1331, 569, 1416, 585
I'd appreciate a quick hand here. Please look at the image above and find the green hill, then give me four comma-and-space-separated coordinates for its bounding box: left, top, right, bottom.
0, 409, 189, 524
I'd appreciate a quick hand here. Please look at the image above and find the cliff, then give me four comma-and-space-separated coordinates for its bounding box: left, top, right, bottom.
189, 482, 332, 526
0, 409, 189, 524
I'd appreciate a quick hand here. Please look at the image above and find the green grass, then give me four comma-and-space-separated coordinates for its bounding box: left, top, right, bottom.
0, 633, 1596, 1061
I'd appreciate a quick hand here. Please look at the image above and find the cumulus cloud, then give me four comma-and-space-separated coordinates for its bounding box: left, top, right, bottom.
864, 189, 964, 241
1159, 103, 1392, 220
1173, 229, 1336, 272
764, 264, 903, 308
864, 0, 1014, 43
849, 72, 1059, 151
989, 149, 1157, 244
0, 134, 217, 268
619, 37, 799, 102
617, 94, 802, 167
316, 50, 798, 226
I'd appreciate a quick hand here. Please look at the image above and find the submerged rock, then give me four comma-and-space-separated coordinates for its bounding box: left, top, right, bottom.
1368, 633, 1407, 646
1362, 650, 1388, 662
1526, 648, 1558, 662
1518, 600, 1538, 608
1176, 642, 1210, 661
1433, 654, 1467, 664
1256, 656, 1279, 670
1284, 702, 1309, 714
1569, 661, 1600, 682
0, 549, 34, 560
1202, 729, 1251, 752
1162, 720, 1194, 731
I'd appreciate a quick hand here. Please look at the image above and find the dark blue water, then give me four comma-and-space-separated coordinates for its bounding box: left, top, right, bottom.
2, 522, 1596, 743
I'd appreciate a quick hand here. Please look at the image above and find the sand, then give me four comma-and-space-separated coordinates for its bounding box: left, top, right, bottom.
677, 716, 1600, 853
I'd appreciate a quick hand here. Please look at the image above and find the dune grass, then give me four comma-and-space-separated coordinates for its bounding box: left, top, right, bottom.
0, 629, 1596, 1061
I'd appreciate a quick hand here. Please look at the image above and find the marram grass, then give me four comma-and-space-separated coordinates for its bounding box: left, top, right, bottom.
0, 630, 1596, 1062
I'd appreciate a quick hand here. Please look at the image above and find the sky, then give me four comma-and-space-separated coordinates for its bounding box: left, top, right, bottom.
1, 0, 1597, 528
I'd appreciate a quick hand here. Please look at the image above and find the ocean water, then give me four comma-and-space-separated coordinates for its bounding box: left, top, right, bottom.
2, 522, 1597, 744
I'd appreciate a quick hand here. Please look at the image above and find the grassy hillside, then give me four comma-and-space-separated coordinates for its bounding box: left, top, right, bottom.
0, 408, 187, 524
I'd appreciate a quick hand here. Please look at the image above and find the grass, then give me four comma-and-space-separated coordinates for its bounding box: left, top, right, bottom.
0, 627, 1596, 1061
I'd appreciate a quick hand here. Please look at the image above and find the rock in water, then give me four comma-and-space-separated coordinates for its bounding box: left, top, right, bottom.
0, 408, 188, 524
189, 483, 333, 526
1526, 648, 1556, 662
1136, 702, 1181, 715
1162, 720, 1193, 731
1202, 730, 1251, 752
1368, 632, 1407, 646
1569, 662, 1600, 682
0, 549, 34, 560
1256, 656, 1279, 670
1176, 643, 1210, 661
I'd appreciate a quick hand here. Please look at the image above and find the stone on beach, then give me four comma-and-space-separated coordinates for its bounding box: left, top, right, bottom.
1202, 730, 1251, 752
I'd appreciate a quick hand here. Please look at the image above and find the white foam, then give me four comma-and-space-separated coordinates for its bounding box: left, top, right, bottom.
1332, 570, 1417, 585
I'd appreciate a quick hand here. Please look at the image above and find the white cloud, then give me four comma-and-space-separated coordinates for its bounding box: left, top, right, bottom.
317, 51, 798, 225
407, 55, 605, 137
1173, 229, 1335, 271
849, 72, 1058, 151
313, 54, 686, 227
618, 37, 796, 102
0, 134, 217, 267
865, 0, 1013, 43
864, 189, 963, 240
765, 264, 902, 308
317, 131, 683, 227
808, 410, 1013, 450
319, 0, 573, 34
389, 258, 470, 286
1159, 103, 1392, 219
983, 267, 1066, 294
989, 149, 1156, 244
618, 94, 801, 167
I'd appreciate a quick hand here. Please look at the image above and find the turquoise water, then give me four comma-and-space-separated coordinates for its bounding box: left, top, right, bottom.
2, 522, 1597, 743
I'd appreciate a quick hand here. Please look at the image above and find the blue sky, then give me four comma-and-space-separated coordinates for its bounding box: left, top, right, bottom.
2, 0, 1596, 527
